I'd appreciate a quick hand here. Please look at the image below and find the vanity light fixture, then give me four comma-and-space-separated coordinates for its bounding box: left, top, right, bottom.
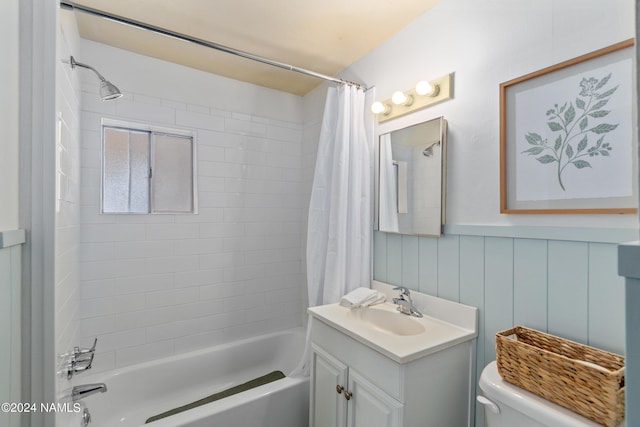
415, 80, 439, 97
391, 91, 413, 106
371, 73, 454, 122
371, 101, 392, 116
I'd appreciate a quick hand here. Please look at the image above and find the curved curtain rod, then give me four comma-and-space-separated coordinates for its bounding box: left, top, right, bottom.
59, 0, 368, 90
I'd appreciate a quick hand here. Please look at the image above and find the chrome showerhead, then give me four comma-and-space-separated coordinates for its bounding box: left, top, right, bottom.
69, 56, 123, 101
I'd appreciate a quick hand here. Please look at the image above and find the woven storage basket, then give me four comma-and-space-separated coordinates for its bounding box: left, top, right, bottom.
495, 326, 624, 427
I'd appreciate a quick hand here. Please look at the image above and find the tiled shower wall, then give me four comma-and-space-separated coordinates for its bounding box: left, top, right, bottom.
374, 226, 629, 427
78, 80, 305, 372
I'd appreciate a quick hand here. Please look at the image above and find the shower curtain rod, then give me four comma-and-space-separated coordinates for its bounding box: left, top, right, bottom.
59, 0, 367, 90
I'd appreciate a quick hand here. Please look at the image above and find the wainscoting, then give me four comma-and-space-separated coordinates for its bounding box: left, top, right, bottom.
373, 225, 633, 427
0, 230, 25, 427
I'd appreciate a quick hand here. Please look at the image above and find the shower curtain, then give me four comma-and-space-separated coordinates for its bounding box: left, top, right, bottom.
293, 84, 374, 377
307, 84, 374, 307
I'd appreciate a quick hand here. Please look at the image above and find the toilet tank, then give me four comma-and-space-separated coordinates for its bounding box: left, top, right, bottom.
478, 362, 624, 427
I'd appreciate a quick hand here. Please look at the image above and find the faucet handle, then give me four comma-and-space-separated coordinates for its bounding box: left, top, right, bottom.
74, 337, 97, 358
393, 286, 410, 296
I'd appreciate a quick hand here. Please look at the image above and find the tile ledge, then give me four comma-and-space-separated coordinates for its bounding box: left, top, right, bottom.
0, 229, 26, 249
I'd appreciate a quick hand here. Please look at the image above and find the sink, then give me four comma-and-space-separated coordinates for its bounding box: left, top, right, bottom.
347, 306, 425, 336
309, 285, 478, 364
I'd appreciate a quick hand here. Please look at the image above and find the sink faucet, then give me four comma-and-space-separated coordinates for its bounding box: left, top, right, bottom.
72, 383, 107, 402
392, 286, 423, 317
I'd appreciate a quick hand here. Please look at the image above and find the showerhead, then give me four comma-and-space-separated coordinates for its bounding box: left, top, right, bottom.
69, 56, 123, 101
99, 79, 123, 101
422, 141, 440, 157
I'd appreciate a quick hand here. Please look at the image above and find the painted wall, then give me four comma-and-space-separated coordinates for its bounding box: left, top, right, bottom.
0, 0, 19, 231
76, 40, 305, 372
340, 0, 636, 229
300, 0, 636, 426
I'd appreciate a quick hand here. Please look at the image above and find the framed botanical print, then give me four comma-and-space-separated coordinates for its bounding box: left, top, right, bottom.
500, 39, 637, 214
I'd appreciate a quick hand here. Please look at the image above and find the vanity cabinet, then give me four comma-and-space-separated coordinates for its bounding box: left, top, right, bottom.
308, 282, 478, 427
311, 345, 402, 427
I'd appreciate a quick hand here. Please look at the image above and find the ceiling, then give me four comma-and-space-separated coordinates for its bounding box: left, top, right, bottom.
71, 0, 440, 95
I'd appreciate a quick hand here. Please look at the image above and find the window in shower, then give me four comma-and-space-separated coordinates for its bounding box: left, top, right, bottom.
101, 121, 196, 214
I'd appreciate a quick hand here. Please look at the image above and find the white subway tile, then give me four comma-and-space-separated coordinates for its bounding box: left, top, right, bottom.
80, 315, 117, 337
115, 340, 175, 368
198, 145, 225, 162
115, 307, 177, 331
146, 223, 199, 240
112, 240, 174, 259
146, 319, 200, 343
187, 104, 210, 114
197, 129, 242, 148
176, 109, 225, 132
145, 255, 199, 274
80, 224, 146, 243
174, 268, 225, 288
199, 222, 245, 238
115, 273, 174, 295
81, 279, 116, 300
267, 125, 302, 143
197, 312, 239, 333
116, 99, 175, 124
145, 288, 199, 309
224, 118, 266, 136
80, 242, 114, 262
199, 252, 245, 269
173, 300, 226, 321
199, 282, 241, 301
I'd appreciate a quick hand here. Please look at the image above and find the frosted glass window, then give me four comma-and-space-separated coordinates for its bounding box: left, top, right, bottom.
103, 128, 150, 213
152, 134, 194, 213
102, 124, 195, 214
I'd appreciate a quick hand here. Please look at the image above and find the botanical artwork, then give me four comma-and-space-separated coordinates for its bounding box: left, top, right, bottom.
521, 74, 618, 191
500, 39, 636, 213
512, 56, 632, 203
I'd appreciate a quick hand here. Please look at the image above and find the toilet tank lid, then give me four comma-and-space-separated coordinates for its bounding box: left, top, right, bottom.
478, 362, 624, 427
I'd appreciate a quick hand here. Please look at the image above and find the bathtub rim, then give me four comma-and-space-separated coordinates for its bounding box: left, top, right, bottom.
81, 326, 307, 383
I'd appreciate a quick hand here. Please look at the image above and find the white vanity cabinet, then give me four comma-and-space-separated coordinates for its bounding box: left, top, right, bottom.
308, 281, 478, 427
311, 344, 403, 427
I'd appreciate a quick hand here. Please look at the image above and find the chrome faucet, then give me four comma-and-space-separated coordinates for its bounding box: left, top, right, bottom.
72, 383, 107, 402
392, 286, 423, 317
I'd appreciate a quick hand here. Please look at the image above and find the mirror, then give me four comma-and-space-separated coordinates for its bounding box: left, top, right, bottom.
376, 116, 447, 236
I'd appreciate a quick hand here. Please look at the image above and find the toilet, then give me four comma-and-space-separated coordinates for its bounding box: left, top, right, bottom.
478, 361, 625, 427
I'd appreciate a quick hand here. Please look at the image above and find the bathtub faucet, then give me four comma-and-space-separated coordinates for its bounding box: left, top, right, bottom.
72, 383, 107, 402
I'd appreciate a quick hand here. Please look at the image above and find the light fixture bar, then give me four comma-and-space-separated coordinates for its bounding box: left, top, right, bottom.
374, 73, 454, 122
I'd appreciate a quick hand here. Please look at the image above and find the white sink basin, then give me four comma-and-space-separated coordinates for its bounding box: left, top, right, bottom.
309, 297, 477, 364
347, 305, 426, 336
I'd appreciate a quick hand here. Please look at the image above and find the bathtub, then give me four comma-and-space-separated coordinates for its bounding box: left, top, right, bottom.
79, 328, 309, 427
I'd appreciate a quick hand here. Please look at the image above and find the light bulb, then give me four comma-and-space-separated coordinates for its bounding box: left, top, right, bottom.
371, 101, 390, 115
392, 91, 408, 105
416, 80, 439, 97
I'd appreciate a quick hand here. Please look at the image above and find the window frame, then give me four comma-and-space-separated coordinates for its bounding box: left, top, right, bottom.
100, 118, 198, 215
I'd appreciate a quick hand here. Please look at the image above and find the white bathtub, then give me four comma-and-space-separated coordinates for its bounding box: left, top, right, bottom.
79, 328, 309, 427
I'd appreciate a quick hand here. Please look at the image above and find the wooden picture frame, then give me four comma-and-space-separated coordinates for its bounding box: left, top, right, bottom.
500, 39, 637, 214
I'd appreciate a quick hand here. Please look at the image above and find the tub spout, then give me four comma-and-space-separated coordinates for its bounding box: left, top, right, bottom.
72, 383, 107, 402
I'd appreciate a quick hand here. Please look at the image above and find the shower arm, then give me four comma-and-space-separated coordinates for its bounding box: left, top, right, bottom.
70, 56, 107, 82
59, 0, 368, 90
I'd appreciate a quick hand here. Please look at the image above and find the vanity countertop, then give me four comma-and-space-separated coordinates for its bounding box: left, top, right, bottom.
309, 284, 477, 364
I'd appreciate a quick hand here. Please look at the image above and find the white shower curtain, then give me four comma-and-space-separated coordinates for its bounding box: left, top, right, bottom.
307, 84, 374, 307
292, 84, 374, 377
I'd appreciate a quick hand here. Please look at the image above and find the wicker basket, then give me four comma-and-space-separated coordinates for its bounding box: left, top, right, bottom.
495, 326, 624, 427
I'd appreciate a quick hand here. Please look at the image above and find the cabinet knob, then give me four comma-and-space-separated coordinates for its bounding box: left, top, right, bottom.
336, 385, 344, 394
344, 390, 352, 400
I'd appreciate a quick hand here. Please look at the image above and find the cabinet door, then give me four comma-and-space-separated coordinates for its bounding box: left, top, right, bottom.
310, 345, 349, 427
347, 369, 403, 427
